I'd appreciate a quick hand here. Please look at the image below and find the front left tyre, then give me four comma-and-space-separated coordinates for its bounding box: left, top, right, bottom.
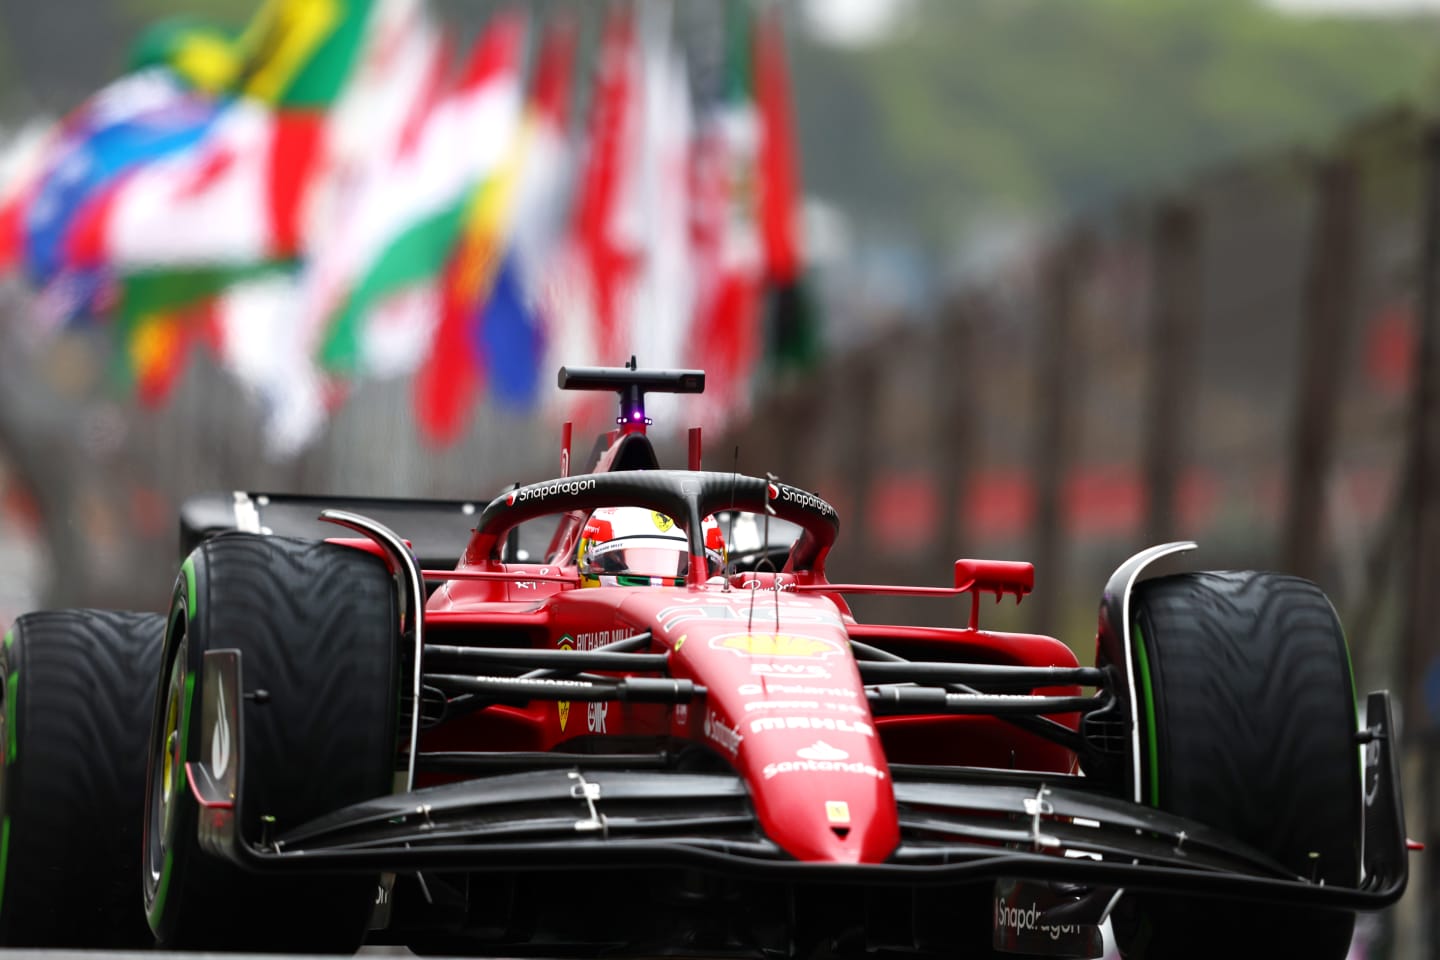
0, 609, 165, 947
143, 533, 400, 953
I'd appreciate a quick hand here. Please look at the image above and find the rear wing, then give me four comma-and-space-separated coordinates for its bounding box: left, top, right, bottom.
179, 492, 482, 570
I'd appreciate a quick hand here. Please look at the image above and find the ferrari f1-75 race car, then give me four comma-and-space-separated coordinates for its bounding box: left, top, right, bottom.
0, 363, 1410, 959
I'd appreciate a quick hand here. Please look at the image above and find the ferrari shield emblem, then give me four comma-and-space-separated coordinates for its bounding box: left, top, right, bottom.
558, 635, 575, 731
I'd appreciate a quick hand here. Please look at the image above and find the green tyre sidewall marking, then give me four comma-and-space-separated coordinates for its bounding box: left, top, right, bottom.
5, 669, 16, 766
149, 672, 193, 930
1134, 622, 1160, 807
0, 624, 14, 918
1338, 620, 1363, 807
148, 558, 197, 933
4, 627, 15, 765
0, 815, 10, 918
184, 556, 197, 622
1333, 611, 1359, 754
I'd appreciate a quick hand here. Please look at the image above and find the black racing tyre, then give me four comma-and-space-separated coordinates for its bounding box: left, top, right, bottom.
1110, 571, 1360, 960
0, 609, 164, 947
143, 534, 399, 952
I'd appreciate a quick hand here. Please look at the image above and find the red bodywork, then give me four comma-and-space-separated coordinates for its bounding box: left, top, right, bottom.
408, 421, 1082, 868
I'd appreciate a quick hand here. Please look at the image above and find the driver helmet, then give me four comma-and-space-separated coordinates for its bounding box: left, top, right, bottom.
578, 507, 726, 587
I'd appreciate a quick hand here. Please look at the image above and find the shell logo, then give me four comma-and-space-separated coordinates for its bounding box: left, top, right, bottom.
712, 633, 843, 660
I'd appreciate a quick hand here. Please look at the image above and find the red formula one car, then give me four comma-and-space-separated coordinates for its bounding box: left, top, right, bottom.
0, 364, 1410, 959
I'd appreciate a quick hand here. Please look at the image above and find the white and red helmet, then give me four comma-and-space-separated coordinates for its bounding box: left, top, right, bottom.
578, 507, 725, 587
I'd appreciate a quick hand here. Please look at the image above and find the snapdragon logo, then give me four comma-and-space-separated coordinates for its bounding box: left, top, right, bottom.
993, 899, 1083, 942
506, 477, 598, 506
767, 483, 838, 519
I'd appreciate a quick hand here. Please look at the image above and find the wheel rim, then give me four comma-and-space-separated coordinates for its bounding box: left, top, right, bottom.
145, 635, 187, 901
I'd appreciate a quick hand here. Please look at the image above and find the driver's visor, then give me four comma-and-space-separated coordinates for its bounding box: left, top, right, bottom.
594, 545, 689, 578
613, 573, 685, 587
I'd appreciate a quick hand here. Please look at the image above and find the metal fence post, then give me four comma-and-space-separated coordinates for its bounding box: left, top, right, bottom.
1142, 200, 1201, 545
1030, 231, 1089, 636
1402, 124, 1440, 960
1281, 155, 1359, 582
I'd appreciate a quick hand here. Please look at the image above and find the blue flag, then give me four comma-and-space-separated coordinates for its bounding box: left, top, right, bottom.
23, 71, 219, 315
476, 252, 544, 408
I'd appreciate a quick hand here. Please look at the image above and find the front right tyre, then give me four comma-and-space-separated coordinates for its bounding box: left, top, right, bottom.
1109, 570, 1360, 960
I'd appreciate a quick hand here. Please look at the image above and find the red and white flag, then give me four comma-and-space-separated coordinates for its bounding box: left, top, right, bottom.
629, 3, 694, 426
315, 11, 526, 376
0, 120, 53, 274
570, 8, 645, 367
689, 2, 764, 425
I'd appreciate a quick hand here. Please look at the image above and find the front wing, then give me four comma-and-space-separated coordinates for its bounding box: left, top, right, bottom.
187, 650, 1408, 911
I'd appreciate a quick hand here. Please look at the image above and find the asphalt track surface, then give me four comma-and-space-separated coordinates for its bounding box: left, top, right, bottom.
0, 933, 1128, 959
0, 952, 419, 959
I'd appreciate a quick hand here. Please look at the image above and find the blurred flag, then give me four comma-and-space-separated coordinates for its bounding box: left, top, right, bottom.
114, 267, 233, 406
572, 8, 645, 366
755, 6, 819, 374
69, 99, 281, 269
480, 18, 578, 409
0, 14, 238, 288
304, 0, 441, 295
318, 11, 526, 376
216, 269, 332, 454
535, 7, 644, 433
17, 70, 220, 321
689, 0, 764, 423
127, 308, 194, 405
628, 1, 693, 426
70, 0, 377, 271
127, 16, 244, 95
1, 0, 819, 457
415, 15, 571, 443
56, 0, 395, 442
0, 121, 60, 276
221, 0, 443, 453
